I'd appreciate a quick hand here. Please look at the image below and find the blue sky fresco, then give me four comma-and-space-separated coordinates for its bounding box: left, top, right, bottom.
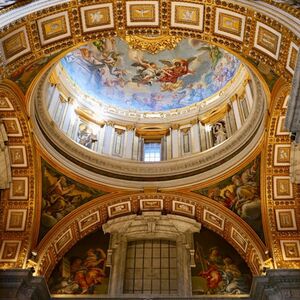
60, 38, 240, 112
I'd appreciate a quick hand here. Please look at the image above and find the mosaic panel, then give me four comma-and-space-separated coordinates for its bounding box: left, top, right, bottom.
0, 241, 21, 262
273, 144, 291, 166
2, 117, 22, 137
140, 199, 163, 210
49, 230, 110, 294
193, 157, 264, 240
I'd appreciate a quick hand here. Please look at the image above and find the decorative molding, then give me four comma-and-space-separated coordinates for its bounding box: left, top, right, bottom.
6, 209, 27, 231
0, 240, 21, 262
37, 11, 71, 46
125, 1, 159, 27
254, 21, 282, 60
214, 8, 245, 42
286, 42, 299, 75
9, 177, 28, 200
273, 176, 293, 200
170, 2, 204, 31
172, 200, 195, 216
203, 209, 225, 231
280, 240, 300, 261
275, 209, 297, 231
80, 3, 114, 33
108, 201, 131, 218
0, 26, 30, 63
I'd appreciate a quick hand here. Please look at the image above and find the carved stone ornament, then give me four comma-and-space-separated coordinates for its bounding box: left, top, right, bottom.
124, 35, 183, 54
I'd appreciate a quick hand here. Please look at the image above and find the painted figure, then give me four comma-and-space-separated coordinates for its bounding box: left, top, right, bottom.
131, 58, 161, 86
195, 243, 251, 295
201, 158, 263, 239
50, 247, 107, 294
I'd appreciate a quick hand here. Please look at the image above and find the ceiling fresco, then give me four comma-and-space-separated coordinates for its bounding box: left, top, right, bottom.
59, 38, 240, 112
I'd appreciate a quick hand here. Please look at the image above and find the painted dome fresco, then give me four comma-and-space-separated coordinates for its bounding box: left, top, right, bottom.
58, 37, 240, 112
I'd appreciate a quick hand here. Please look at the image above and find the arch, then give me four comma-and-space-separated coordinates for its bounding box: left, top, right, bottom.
35, 192, 268, 279
0, 81, 37, 269
262, 79, 300, 269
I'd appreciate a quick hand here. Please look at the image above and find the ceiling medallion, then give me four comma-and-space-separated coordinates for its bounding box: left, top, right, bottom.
124, 35, 182, 54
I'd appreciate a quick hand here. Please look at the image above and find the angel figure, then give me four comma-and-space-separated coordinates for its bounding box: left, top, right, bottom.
197, 45, 223, 69
159, 57, 196, 84
131, 58, 161, 86
158, 57, 196, 91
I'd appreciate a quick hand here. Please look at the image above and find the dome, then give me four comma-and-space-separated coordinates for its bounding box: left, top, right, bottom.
57, 37, 240, 112
30, 37, 267, 189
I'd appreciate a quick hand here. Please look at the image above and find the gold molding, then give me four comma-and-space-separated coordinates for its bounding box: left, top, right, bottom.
123, 34, 182, 54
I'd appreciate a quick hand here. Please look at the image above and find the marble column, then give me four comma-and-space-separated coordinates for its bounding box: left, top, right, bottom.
166, 134, 172, 160
171, 125, 180, 159
124, 126, 134, 159
199, 122, 207, 151
102, 122, 114, 155
245, 82, 254, 109
232, 97, 242, 129
190, 120, 200, 153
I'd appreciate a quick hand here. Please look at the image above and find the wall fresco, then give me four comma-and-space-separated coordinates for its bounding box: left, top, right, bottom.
59, 37, 240, 112
49, 230, 110, 295
9, 52, 63, 93
193, 157, 264, 241
192, 228, 252, 295
39, 160, 107, 240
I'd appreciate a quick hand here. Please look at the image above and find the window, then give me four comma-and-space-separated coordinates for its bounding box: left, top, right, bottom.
124, 240, 177, 294
144, 142, 161, 162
